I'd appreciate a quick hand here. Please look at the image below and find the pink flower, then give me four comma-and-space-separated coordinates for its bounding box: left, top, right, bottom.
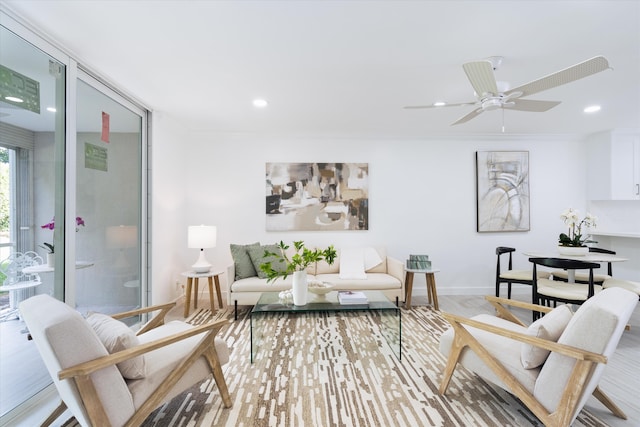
40, 217, 85, 230
41, 219, 55, 230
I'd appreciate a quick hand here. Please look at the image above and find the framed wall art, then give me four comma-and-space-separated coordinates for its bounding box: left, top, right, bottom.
265, 162, 369, 231
476, 151, 530, 232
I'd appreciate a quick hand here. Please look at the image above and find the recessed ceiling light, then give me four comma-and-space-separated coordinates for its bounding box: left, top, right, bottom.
433, 101, 446, 107
5, 96, 23, 103
584, 105, 601, 113
253, 99, 268, 108
46, 107, 57, 113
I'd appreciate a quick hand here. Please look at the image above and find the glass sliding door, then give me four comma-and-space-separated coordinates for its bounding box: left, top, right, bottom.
74, 77, 145, 315
0, 25, 66, 416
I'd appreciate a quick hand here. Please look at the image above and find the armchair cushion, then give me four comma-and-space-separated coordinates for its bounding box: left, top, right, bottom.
21, 295, 135, 427
439, 313, 540, 393
521, 304, 572, 369
128, 320, 229, 408
87, 312, 147, 379
534, 287, 637, 422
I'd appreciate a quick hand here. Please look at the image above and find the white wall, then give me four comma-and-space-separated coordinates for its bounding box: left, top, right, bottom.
150, 112, 190, 304
149, 131, 639, 300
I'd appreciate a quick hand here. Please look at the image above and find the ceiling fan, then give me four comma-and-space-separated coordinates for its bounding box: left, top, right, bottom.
404, 56, 611, 126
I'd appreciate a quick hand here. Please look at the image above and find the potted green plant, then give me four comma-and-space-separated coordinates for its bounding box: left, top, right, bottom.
260, 240, 337, 306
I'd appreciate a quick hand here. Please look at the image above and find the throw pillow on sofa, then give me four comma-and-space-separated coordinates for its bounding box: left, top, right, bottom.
230, 242, 260, 280
248, 244, 288, 279
339, 247, 367, 279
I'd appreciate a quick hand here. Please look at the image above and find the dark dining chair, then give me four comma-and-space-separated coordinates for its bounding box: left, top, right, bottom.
495, 247, 549, 299
530, 257, 602, 320
551, 247, 615, 284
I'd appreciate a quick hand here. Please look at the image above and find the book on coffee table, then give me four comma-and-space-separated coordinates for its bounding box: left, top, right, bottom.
338, 291, 368, 305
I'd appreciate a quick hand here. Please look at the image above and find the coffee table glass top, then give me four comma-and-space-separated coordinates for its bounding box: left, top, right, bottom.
252, 290, 398, 313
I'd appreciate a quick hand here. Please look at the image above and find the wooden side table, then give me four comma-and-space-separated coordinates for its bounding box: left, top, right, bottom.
404, 268, 440, 310
181, 270, 224, 317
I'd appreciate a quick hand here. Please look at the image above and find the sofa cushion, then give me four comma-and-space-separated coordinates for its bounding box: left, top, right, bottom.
364, 247, 385, 273
230, 242, 260, 280
87, 313, 147, 379
247, 244, 288, 279
316, 273, 400, 290
520, 304, 572, 369
230, 275, 299, 292
339, 248, 367, 279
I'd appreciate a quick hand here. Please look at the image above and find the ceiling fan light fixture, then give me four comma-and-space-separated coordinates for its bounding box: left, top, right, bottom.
584, 105, 601, 113
481, 98, 502, 111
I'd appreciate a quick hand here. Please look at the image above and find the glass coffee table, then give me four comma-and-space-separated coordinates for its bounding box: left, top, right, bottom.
250, 290, 401, 363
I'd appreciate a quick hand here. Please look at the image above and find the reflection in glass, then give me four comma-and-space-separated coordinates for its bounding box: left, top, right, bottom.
0, 25, 65, 416
75, 79, 142, 315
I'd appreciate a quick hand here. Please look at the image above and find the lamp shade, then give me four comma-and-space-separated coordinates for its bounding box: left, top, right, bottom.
106, 225, 137, 249
188, 225, 217, 249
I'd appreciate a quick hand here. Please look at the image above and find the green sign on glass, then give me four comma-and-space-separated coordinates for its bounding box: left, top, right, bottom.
0, 64, 40, 114
85, 142, 108, 172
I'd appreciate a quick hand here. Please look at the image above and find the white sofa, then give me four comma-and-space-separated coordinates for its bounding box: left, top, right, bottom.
227, 245, 405, 316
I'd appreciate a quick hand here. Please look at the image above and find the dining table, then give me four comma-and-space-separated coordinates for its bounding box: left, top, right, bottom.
522, 250, 628, 283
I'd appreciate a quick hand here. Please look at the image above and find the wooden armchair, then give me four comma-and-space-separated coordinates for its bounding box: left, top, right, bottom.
439, 288, 637, 427
20, 294, 232, 427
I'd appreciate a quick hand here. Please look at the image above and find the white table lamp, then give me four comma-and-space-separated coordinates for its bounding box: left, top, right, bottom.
188, 225, 216, 273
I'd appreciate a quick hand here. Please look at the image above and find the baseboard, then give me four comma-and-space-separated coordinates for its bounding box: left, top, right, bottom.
409, 286, 532, 297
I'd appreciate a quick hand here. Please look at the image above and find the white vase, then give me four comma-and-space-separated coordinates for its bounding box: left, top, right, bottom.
47, 253, 55, 267
557, 245, 589, 256
292, 270, 308, 306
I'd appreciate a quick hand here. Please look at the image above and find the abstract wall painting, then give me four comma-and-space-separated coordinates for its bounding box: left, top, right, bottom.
265, 162, 369, 231
476, 151, 530, 232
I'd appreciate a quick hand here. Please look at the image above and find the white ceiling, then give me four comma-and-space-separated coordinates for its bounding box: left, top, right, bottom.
2, 0, 639, 138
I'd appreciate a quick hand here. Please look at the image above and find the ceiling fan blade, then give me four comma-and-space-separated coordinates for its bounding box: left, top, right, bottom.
403, 101, 476, 109
451, 107, 484, 125
504, 56, 610, 98
462, 61, 498, 98
507, 99, 562, 112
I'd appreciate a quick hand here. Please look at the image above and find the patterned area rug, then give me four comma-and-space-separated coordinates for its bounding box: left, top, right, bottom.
140, 306, 609, 427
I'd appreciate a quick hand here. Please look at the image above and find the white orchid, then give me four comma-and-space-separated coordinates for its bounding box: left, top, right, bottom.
558, 208, 597, 247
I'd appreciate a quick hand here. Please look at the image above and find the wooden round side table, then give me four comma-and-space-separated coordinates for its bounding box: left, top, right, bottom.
181, 270, 224, 317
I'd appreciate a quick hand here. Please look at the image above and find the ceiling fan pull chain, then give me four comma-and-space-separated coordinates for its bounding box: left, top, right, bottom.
501, 108, 505, 133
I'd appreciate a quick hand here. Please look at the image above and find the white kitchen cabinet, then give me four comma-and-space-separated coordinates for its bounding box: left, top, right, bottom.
587, 129, 640, 200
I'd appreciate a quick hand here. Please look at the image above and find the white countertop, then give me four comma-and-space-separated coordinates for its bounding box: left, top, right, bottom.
590, 231, 640, 239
